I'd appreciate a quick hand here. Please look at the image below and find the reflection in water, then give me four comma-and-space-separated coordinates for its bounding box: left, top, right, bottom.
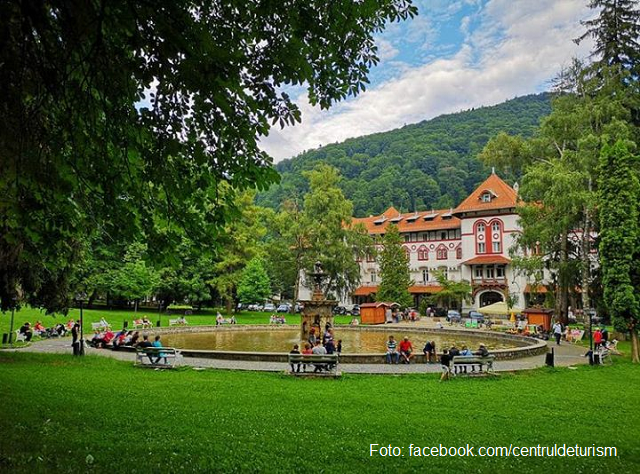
162, 329, 519, 353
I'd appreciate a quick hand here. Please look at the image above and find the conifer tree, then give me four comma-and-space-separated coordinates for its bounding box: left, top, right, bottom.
598, 137, 640, 362
376, 225, 412, 308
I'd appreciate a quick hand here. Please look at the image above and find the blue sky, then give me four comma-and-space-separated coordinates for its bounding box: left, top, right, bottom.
261, 0, 594, 161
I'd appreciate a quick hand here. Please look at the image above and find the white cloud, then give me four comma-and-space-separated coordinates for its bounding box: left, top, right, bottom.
260, 0, 593, 161
376, 38, 399, 61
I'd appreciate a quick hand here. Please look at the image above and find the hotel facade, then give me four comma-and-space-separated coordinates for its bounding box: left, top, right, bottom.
335, 173, 543, 312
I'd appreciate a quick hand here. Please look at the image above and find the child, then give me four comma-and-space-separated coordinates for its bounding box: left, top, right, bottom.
289, 344, 301, 373
336, 339, 343, 354
440, 349, 451, 382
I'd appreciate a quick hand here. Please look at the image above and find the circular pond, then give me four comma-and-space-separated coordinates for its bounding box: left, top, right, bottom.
161, 327, 523, 354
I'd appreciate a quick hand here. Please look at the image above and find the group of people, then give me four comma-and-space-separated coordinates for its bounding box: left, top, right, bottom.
289, 325, 343, 373
17, 320, 73, 341
269, 314, 286, 324
386, 335, 488, 366
384, 308, 420, 324
88, 328, 145, 349
216, 312, 237, 325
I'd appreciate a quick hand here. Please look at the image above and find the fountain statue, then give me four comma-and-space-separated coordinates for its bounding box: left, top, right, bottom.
300, 261, 338, 341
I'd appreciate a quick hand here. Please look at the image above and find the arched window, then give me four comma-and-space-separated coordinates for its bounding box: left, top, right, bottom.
456, 247, 462, 259
436, 245, 447, 260
418, 245, 429, 261
477, 222, 486, 233
404, 246, 411, 260
489, 220, 503, 254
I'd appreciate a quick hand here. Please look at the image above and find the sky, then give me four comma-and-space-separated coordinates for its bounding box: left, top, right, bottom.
260, 0, 595, 162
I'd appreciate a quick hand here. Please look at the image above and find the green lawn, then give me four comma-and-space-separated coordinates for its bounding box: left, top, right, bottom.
0, 352, 638, 473
0, 307, 354, 343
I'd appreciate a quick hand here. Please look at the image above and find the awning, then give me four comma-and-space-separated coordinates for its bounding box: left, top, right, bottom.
463, 255, 511, 265
477, 301, 523, 315
353, 286, 378, 296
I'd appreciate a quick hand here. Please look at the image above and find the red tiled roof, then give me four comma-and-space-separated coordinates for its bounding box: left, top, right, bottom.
351, 207, 460, 234
360, 302, 397, 308
354, 286, 378, 296
462, 255, 511, 265
454, 173, 518, 214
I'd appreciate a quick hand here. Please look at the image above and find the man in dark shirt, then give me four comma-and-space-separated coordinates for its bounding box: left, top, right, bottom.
475, 343, 489, 357
449, 345, 460, 357
440, 349, 451, 381
137, 335, 154, 362
71, 321, 80, 355
423, 341, 436, 363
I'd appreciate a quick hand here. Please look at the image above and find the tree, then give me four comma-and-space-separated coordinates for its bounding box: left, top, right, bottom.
0, 0, 417, 312
108, 243, 160, 312
237, 258, 272, 305
376, 224, 412, 308
264, 198, 309, 303
598, 137, 640, 363
302, 165, 372, 300
575, 0, 640, 78
430, 270, 472, 311
209, 189, 269, 314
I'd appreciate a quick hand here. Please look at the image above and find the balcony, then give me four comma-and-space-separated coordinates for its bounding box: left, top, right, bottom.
472, 277, 507, 287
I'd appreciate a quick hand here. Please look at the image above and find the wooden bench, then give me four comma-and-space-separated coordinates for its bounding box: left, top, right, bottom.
91, 322, 110, 331
14, 330, 27, 343
132, 320, 152, 329
287, 353, 340, 376
135, 347, 178, 368
451, 355, 495, 374
169, 318, 187, 326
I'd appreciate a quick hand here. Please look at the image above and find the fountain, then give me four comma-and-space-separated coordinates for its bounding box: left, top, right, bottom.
300, 261, 338, 341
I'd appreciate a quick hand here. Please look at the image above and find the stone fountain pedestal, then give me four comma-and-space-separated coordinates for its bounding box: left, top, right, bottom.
300, 262, 338, 341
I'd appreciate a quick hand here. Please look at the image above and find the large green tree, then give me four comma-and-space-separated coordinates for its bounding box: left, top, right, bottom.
598, 137, 640, 363
0, 0, 417, 312
376, 224, 412, 307
237, 258, 272, 305
302, 165, 372, 300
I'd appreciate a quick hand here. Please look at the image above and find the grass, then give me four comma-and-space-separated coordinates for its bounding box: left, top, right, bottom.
0, 352, 638, 473
0, 307, 354, 343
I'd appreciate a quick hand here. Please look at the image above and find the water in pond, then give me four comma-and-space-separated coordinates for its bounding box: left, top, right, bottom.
161, 328, 520, 353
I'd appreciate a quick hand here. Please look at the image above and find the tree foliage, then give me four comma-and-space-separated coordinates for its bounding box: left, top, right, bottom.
258, 94, 552, 215
237, 258, 272, 305
428, 270, 472, 311
598, 138, 640, 362
302, 165, 372, 300
0, 0, 417, 311
376, 224, 412, 308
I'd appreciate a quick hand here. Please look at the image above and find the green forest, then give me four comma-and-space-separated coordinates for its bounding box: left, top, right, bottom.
258, 93, 552, 216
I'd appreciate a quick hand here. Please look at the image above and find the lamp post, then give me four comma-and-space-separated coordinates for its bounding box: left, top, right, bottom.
75, 292, 87, 356
8, 297, 17, 343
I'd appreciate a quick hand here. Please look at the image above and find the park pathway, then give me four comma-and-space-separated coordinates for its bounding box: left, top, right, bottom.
17, 335, 588, 374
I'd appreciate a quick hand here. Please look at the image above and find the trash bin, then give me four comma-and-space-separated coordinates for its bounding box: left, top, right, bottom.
545, 348, 554, 367
156, 321, 161, 327
2, 333, 7, 344
123, 320, 128, 329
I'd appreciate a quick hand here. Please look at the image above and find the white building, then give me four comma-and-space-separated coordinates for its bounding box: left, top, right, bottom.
347, 172, 537, 312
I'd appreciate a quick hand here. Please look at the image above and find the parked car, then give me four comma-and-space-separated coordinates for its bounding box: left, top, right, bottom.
276, 303, 291, 313
263, 303, 276, 312
467, 311, 484, 323
343, 304, 360, 316
446, 310, 462, 323
433, 307, 447, 318
333, 306, 347, 315
294, 303, 304, 313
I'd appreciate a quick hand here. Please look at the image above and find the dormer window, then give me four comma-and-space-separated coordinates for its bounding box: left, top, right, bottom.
481, 192, 492, 202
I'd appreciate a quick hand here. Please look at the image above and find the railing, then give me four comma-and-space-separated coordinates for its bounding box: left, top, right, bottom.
472, 278, 507, 286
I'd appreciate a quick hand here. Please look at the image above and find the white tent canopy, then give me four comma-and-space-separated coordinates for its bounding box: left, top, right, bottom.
477, 302, 523, 315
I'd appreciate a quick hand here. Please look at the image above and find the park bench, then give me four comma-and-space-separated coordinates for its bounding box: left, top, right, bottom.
132, 319, 152, 329
15, 330, 27, 343
135, 347, 178, 368
287, 353, 340, 377
451, 355, 495, 374
91, 322, 111, 331
169, 318, 188, 326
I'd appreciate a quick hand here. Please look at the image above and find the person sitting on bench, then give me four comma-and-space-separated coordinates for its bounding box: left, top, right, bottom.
460, 345, 473, 356
475, 343, 489, 357
152, 335, 167, 364
137, 334, 154, 362
289, 344, 301, 373
399, 336, 414, 364
311, 340, 327, 372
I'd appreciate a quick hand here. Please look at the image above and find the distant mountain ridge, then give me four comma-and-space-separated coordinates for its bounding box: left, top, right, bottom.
257, 93, 551, 217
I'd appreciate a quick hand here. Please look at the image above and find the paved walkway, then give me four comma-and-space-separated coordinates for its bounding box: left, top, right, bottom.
17, 337, 588, 374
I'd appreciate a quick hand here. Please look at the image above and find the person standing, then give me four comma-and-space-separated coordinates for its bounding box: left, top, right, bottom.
71, 321, 81, 355
594, 328, 603, 350
552, 320, 563, 345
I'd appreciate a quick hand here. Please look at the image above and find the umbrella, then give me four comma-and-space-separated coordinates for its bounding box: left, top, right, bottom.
477, 301, 523, 315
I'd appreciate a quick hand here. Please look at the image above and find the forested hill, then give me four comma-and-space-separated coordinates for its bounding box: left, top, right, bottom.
257, 93, 551, 217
